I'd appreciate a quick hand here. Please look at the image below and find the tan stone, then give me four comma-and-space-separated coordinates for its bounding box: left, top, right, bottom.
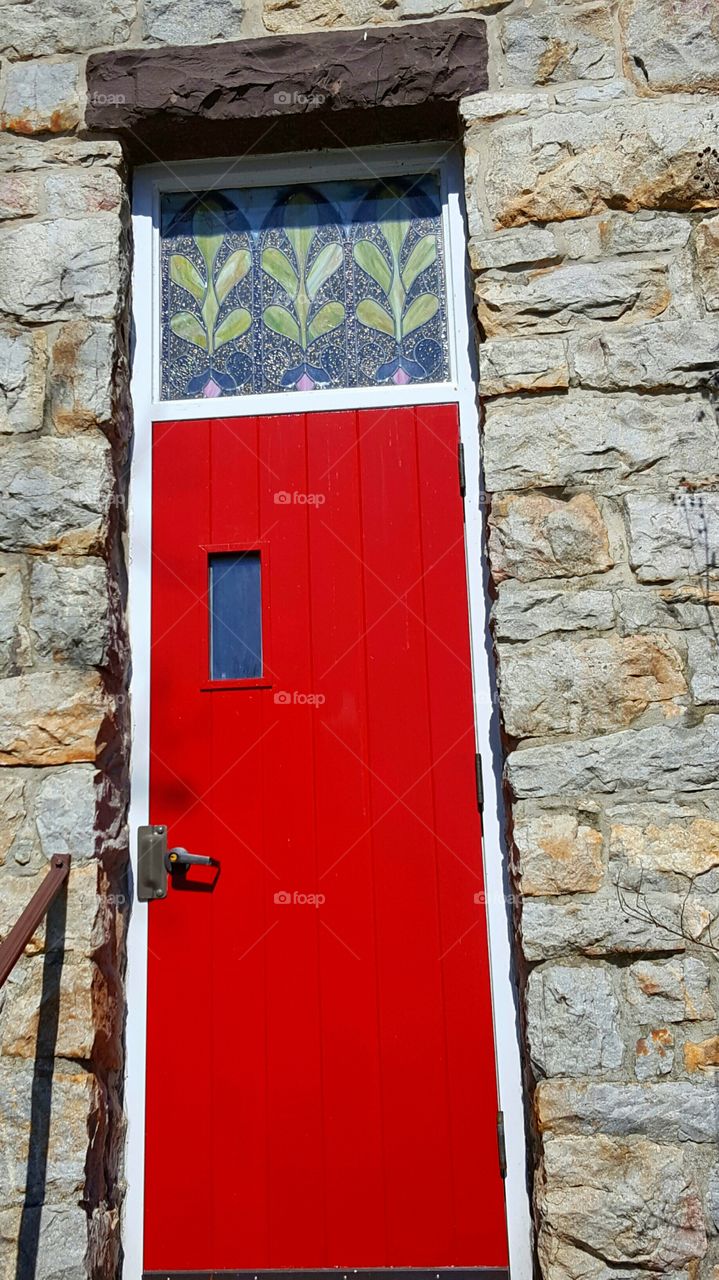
538, 1134, 707, 1267
685, 1036, 719, 1073
0, 1062, 97, 1209
694, 215, 719, 312
0, 326, 48, 435
499, 634, 686, 738
620, 0, 719, 94
264, 0, 503, 33
48, 321, 116, 433
610, 811, 719, 878
480, 99, 719, 230
0, 957, 96, 1059
488, 492, 613, 583
0, 772, 25, 864
480, 336, 569, 396
501, 1, 615, 86
0, 863, 104, 959
0, 671, 106, 765
515, 810, 604, 896
635, 1029, 674, 1080
0, 61, 81, 135
625, 956, 715, 1023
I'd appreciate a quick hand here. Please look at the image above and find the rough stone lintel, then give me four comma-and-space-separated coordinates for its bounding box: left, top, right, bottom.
85, 17, 488, 160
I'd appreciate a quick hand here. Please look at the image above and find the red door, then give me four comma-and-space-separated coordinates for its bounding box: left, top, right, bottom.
145, 404, 508, 1274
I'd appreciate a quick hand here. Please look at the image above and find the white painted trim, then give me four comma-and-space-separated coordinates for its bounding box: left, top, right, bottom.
125, 144, 532, 1280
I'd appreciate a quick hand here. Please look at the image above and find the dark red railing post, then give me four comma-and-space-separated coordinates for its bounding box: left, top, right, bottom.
0, 854, 71, 989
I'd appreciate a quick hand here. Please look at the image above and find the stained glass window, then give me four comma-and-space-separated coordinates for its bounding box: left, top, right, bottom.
159, 174, 450, 400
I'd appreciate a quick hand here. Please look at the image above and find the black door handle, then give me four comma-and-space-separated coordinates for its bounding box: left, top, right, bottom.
165, 847, 219, 871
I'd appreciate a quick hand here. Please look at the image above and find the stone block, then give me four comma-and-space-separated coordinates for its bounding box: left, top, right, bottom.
493, 582, 614, 642
30, 558, 109, 667
480, 336, 569, 396
481, 98, 719, 230
0, 772, 25, 864
0, 172, 40, 220
0, 215, 123, 322
0, 563, 29, 677
0, 326, 47, 435
527, 964, 623, 1077
538, 1134, 707, 1267
48, 321, 116, 433
694, 216, 719, 311
501, 1, 615, 86
597, 210, 692, 255
685, 1036, 719, 1073
0, 1062, 97, 1209
478, 261, 670, 338
0, 955, 96, 1058
0, 863, 104, 959
620, 0, 719, 93
514, 807, 604, 895
625, 957, 715, 1023
572, 320, 719, 392
0, 61, 80, 135
488, 493, 612, 583
615, 589, 719, 636
0, 437, 112, 554
0, 1203, 88, 1280
0, 671, 106, 765
44, 170, 123, 217
521, 886, 711, 959
468, 226, 556, 272
635, 1029, 674, 1080
483, 391, 715, 493
536, 1079, 719, 1145
144, 0, 245, 42
499, 634, 685, 739
1, 0, 135, 57
624, 493, 719, 584
461, 89, 548, 127
34, 765, 97, 859
610, 802, 719, 878
263, 0, 504, 33
687, 633, 719, 706
507, 718, 719, 799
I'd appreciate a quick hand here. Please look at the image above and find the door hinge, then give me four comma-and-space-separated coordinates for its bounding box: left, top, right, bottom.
475, 752, 484, 812
497, 1110, 507, 1179
458, 441, 466, 498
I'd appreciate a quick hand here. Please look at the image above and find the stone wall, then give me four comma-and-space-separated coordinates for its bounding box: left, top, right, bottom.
0, 1, 718, 1279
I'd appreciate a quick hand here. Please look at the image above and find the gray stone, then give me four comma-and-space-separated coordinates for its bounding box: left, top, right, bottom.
479, 336, 569, 396
521, 886, 712, 959
538, 1134, 707, 1267
0, 216, 123, 323
461, 89, 547, 128
483, 392, 716, 493
597, 210, 693, 255
624, 493, 719, 584
30, 558, 108, 667
493, 582, 614, 641
0, 563, 29, 677
572, 320, 719, 392
34, 766, 96, 860
478, 262, 670, 339
536, 1079, 719, 1145
709, 1164, 719, 1232
0, 1203, 88, 1280
479, 98, 719, 229
507, 719, 719, 799
489, 493, 612, 583
1, 0, 135, 57
0, 136, 123, 175
0, 1061, 96, 1208
48, 322, 116, 434
45, 170, 123, 218
514, 807, 604, 895
0, 171, 41, 221
0, 955, 96, 1058
469, 227, 556, 273
634, 1029, 674, 1080
527, 964, 623, 1077
620, 0, 719, 93
0, 326, 47, 435
501, 2, 615, 86
499, 634, 685, 739
264, 0, 503, 33
615, 590, 719, 636
0, 437, 112, 555
686, 633, 719, 705
0, 671, 106, 766
0, 772, 25, 865
624, 957, 715, 1024
144, 0, 245, 42
0, 61, 81, 134
609, 801, 719, 879
694, 215, 719, 312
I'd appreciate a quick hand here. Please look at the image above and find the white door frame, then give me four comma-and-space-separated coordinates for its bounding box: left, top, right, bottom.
125, 142, 533, 1280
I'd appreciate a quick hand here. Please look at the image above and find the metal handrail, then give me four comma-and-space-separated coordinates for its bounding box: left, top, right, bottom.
0, 855, 71, 989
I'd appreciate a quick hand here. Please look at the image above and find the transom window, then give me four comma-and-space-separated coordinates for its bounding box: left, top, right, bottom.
159, 173, 450, 400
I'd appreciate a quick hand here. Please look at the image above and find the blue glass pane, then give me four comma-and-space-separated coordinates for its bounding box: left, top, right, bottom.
209, 552, 262, 681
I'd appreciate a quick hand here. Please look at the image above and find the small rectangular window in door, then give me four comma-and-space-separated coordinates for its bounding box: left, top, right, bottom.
208, 551, 262, 681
